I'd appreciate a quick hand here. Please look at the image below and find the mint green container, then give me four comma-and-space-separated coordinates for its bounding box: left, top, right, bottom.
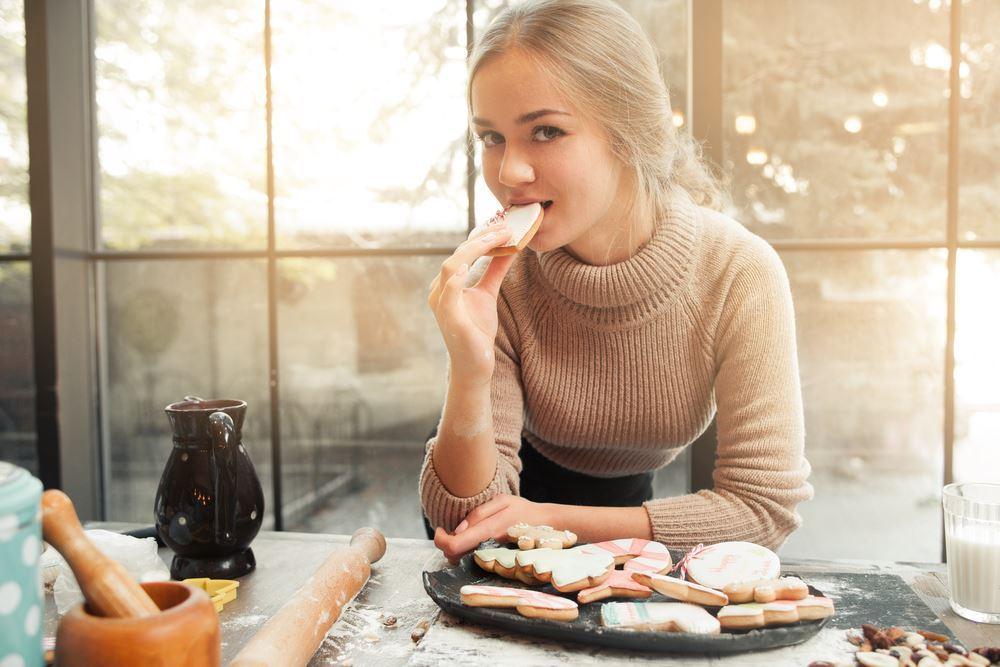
0, 461, 43, 667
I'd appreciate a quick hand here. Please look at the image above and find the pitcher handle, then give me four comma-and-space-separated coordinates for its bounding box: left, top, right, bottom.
208, 411, 238, 547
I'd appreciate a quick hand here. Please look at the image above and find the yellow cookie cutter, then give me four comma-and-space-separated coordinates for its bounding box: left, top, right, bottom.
183, 577, 240, 613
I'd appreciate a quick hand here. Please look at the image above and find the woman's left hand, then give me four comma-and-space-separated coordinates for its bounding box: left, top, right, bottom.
433, 494, 553, 565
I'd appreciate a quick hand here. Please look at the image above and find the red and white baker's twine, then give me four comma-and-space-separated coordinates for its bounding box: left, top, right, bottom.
671, 543, 706, 580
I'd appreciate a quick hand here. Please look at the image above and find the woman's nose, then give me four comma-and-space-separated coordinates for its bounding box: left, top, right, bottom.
498, 147, 534, 187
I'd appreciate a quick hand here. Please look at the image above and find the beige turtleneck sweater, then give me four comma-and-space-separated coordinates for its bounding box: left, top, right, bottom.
419, 194, 813, 551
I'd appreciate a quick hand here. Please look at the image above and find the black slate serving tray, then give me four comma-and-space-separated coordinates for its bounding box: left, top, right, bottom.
422, 553, 832, 654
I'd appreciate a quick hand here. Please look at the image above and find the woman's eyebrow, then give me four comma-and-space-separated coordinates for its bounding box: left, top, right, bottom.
472, 109, 571, 128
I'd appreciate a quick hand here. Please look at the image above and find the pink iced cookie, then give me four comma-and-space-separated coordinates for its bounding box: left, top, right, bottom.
460, 584, 578, 621
577, 569, 653, 605
683, 542, 780, 590
577, 538, 673, 573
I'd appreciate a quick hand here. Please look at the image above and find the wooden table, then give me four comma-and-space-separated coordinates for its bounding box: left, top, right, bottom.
43, 527, 1000, 666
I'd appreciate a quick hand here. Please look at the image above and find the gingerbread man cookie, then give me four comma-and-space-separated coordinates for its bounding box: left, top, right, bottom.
514, 548, 613, 592
629, 571, 729, 607
721, 576, 809, 604
600, 602, 721, 634
575, 539, 673, 605
506, 523, 577, 550
460, 584, 579, 621
716, 595, 834, 630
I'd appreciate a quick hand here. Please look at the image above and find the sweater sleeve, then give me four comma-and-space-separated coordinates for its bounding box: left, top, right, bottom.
643, 238, 813, 551
419, 291, 526, 532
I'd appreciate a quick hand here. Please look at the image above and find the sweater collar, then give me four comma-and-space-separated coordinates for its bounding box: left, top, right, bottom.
535, 194, 698, 309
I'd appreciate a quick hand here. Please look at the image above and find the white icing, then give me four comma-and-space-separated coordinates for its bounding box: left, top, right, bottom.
516, 548, 612, 587
474, 547, 518, 569
685, 541, 780, 590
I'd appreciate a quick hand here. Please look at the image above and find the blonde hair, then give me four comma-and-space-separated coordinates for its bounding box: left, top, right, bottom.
467, 0, 726, 222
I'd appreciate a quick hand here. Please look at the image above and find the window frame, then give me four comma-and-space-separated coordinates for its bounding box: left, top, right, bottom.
16, 0, 997, 552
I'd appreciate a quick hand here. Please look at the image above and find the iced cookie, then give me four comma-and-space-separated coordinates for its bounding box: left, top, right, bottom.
683, 542, 781, 590
515, 548, 613, 592
576, 539, 673, 604
473, 547, 519, 579
601, 602, 721, 634
722, 576, 809, 604
506, 523, 577, 550
576, 538, 673, 571
629, 571, 729, 607
577, 570, 653, 605
716, 595, 835, 630
460, 584, 578, 621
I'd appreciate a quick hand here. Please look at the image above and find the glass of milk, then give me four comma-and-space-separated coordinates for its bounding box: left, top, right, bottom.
943, 482, 1000, 624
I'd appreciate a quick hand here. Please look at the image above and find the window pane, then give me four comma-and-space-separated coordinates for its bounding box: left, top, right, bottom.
960, 1, 1000, 240
780, 251, 946, 561
102, 260, 273, 524
277, 256, 446, 536
0, 0, 30, 254
272, 2, 469, 250
94, 2, 267, 250
724, 1, 949, 240
0, 262, 35, 474
473, 0, 689, 222
955, 250, 1000, 483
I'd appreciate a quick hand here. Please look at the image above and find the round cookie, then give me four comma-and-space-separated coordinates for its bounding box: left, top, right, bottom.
683, 541, 780, 590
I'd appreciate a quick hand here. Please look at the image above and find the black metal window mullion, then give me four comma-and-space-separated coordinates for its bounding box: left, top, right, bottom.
24, 0, 62, 490
263, 0, 284, 531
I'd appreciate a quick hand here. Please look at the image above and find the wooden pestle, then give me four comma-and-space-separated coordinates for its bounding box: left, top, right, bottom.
42, 489, 160, 618
229, 527, 387, 667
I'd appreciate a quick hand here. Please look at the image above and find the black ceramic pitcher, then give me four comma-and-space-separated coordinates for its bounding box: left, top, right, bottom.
155, 396, 265, 579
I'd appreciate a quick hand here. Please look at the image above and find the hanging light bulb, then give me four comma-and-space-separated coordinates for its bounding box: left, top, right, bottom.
844, 116, 863, 133
734, 114, 757, 135
672, 110, 685, 128
872, 90, 889, 107
746, 148, 768, 165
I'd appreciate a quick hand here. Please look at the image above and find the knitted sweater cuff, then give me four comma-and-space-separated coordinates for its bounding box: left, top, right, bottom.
419, 436, 514, 533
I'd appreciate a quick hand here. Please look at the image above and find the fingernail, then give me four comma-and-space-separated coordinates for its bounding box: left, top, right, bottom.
455, 520, 468, 534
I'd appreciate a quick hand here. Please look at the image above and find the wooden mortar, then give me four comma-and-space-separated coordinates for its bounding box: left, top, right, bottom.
55, 581, 220, 667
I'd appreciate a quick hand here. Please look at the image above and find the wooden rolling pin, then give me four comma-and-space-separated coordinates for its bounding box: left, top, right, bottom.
230, 527, 387, 667
41, 489, 160, 617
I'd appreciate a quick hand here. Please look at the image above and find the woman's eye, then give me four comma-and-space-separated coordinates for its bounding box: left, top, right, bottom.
478, 131, 503, 148
532, 126, 564, 142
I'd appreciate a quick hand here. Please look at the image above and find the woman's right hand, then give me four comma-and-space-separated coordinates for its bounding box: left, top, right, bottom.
428, 221, 518, 386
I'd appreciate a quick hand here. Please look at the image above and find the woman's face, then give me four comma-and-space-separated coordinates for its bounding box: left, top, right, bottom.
471, 50, 636, 264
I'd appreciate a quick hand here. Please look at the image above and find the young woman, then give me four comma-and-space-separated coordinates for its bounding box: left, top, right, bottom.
421, 0, 812, 563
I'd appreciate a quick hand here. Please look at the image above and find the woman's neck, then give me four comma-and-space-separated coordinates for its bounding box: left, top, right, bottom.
565, 203, 656, 266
